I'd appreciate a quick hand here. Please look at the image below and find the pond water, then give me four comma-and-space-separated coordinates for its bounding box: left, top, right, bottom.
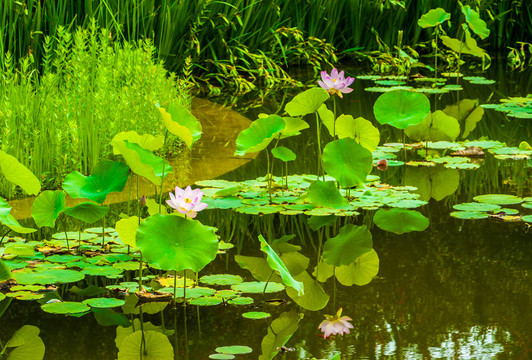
0, 62, 531, 360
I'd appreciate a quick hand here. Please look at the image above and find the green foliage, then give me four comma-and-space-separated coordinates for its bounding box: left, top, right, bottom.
234, 115, 286, 156
31, 190, 66, 228
373, 209, 430, 234
322, 138, 373, 188
374, 90, 430, 130
0, 24, 187, 197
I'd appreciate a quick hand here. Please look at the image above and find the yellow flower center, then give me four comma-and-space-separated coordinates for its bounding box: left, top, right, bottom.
184, 198, 192, 203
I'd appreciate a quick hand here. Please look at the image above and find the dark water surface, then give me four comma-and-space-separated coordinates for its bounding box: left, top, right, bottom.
0, 62, 531, 359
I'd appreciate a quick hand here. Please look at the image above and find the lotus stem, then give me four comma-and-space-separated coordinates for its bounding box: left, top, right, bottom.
333, 266, 337, 310
159, 130, 169, 214
262, 270, 275, 302
101, 215, 106, 250
266, 150, 272, 204
315, 112, 324, 181
0, 229, 11, 247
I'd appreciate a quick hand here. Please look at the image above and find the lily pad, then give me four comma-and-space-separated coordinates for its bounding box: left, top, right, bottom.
231, 282, 285, 294
453, 202, 501, 212
373, 90, 430, 129
188, 297, 223, 306
227, 297, 254, 305
242, 312, 271, 320
322, 224, 372, 266
209, 354, 235, 360
41, 301, 90, 314
450, 211, 489, 220
322, 138, 373, 188
200, 274, 243, 286
473, 194, 523, 205
215, 346, 253, 355
83, 297, 126, 308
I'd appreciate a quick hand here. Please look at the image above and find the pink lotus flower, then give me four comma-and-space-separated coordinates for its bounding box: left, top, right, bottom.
166, 185, 208, 218
318, 68, 354, 98
318, 308, 354, 339
376, 159, 388, 171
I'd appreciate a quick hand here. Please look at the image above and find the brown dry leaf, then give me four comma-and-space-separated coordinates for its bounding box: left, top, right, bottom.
451, 146, 485, 157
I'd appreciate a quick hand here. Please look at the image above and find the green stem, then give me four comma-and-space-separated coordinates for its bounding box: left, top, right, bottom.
159, 130, 169, 214
262, 270, 275, 302
315, 112, 323, 180
183, 269, 189, 360
434, 26, 439, 80
138, 252, 144, 291
266, 151, 272, 204
333, 266, 337, 310
0, 229, 11, 247
101, 215, 106, 250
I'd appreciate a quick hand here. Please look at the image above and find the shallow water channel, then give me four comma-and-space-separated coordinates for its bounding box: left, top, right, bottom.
0, 62, 531, 359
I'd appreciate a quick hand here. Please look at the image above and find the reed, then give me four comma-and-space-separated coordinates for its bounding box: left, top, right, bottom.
0, 22, 187, 198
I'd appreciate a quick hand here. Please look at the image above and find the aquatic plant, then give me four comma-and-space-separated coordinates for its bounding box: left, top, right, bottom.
318, 68, 354, 98
318, 308, 354, 339
0, 325, 45, 359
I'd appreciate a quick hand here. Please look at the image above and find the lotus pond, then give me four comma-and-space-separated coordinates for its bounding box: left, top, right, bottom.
0, 59, 530, 360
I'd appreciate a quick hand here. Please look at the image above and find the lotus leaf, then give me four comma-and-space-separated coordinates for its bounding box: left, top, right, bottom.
111, 131, 164, 153
308, 181, 348, 209
373, 209, 429, 234
188, 297, 223, 306
63, 202, 109, 224
418, 8, 450, 28
234, 256, 282, 283
115, 216, 140, 248
14, 268, 84, 285
453, 202, 500, 212
335, 249, 379, 286
0, 214, 37, 234
473, 194, 523, 205
0, 197, 11, 221
62, 161, 130, 203
234, 115, 285, 156
322, 224, 372, 266
450, 211, 489, 220
209, 354, 235, 360
136, 214, 218, 272
259, 235, 304, 295
317, 103, 335, 136
280, 117, 309, 138
405, 167, 459, 201
259, 311, 301, 360
158, 102, 202, 147
117, 330, 173, 360
322, 138, 373, 188
243, 312, 271, 320
41, 301, 90, 314
3, 244, 35, 257
200, 274, 243, 286
285, 87, 329, 116
461, 5, 489, 39
227, 297, 254, 305
405, 111, 460, 142
0, 150, 41, 195
373, 90, 430, 129
231, 282, 285, 294
83, 297, 125, 308
285, 271, 329, 311
111, 139, 172, 186
271, 146, 296, 162
216, 346, 253, 355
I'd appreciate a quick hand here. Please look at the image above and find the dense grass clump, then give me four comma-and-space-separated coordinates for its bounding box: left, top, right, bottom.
0, 23, 187, 197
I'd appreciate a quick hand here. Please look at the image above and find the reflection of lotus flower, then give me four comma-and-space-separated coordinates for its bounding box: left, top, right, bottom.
318, 68, 354, 98
167, 186, 208, 218
318, 308, 354, 339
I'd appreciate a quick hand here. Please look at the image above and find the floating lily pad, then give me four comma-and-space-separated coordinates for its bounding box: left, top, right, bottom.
83, 297, 125, 308
6, 291, 44, 300
14, 269, 85, 285
522, 215, 532, 223
188, 296, 223, 306
209, 354, 235, 360
450, 211, 489, 219
473, 194, 523, 205
215, 290, 239, 299
373, 90, 430, 129
41, 301, 90, 314
158, 287, 216, 299
227, 297, 254, 305
453, 202, 501, 212
231, 282, 285, 294
495, 208, 520, 215
200, 274, 243, 286
374, 209, 429, 234
215, 346, 253, 355
242, 312, 271, 320
323, 224, 372, 266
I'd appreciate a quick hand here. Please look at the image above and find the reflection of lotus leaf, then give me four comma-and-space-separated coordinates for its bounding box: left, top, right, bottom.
117, 330, 173, 360
323, 224, 372, 266
405, 111, 460, 142
335, 249, 379, 286
259, 311, 301, 360
373, 209, 429, 234
405, 167, 459, 201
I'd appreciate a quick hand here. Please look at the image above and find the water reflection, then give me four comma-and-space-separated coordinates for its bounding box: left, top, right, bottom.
9, 98, 256, 220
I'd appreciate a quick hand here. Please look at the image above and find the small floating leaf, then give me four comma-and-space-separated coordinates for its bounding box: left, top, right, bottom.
450, 211, 489, 220
227, 297, 254, 305
231, 282, 285, 294
83, 298, 126, 308
41, 301, 90, 314
188, 297, 223, 306
373, 209, 429, 234
242, 312, 271, 320
473, 194, 523, 205
200, 274, 243, 286
215, 346, 253, 355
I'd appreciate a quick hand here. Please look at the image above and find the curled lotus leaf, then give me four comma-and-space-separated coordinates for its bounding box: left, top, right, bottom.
418, 8, 451, 28
234, 115, 285, 156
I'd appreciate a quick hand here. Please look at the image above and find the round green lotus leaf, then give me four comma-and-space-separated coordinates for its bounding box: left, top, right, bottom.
418, 8, 451, 28
41, 301, 90, 314
113, 261, 143, 271
115, 216, 140, 248
285, 87, 329, 116
373, 90, 430, 129
31, 190, 66, 228
231, 282, 285, 294
322, 138, 373, 188
215, 346, 253, 355
1, 214, 37, 234
218, 241, 235, 250
373, 209, 430, 234
63, 161, 130, 204
118, 330, 174, 360
523, 215, 532, 223
10, 285, 45, 292
63, 202, 109, 224
234, 115, 285, 156
209, 354, 235, 360
215, 290, 239, 299
227, 297, 253, 305
453, 202, 501, 212
235, 205, 281, 215
204, 197, 245, 210
214, 186, 243, 198
495, 208, 520, 215
52, 232, 97, 240
6, 291, 44, 300
271, 146, 296, 162
308, 180, 348, 209
473, 194, 523, 205
522, 202, 532, 209
158, 287, 216, 299
14, 269, 85, 285
81, 266, 124, 278
84, 227, 115, 234
388, 199, 428, 209
200, 274, 243, 286
450, 211, 489, 220
323, 224, 372, 266
285, 271, 329, 311
242, 311, 271, 320
405, 111, 460, 142
5, 324, 40, 347
335, 249, 379, 286
82, 297, 125, 308
136, 214, 218, 272
188, 296, 223, 306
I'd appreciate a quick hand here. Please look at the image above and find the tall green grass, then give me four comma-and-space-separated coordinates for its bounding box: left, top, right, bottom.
0, 22, 187, 198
